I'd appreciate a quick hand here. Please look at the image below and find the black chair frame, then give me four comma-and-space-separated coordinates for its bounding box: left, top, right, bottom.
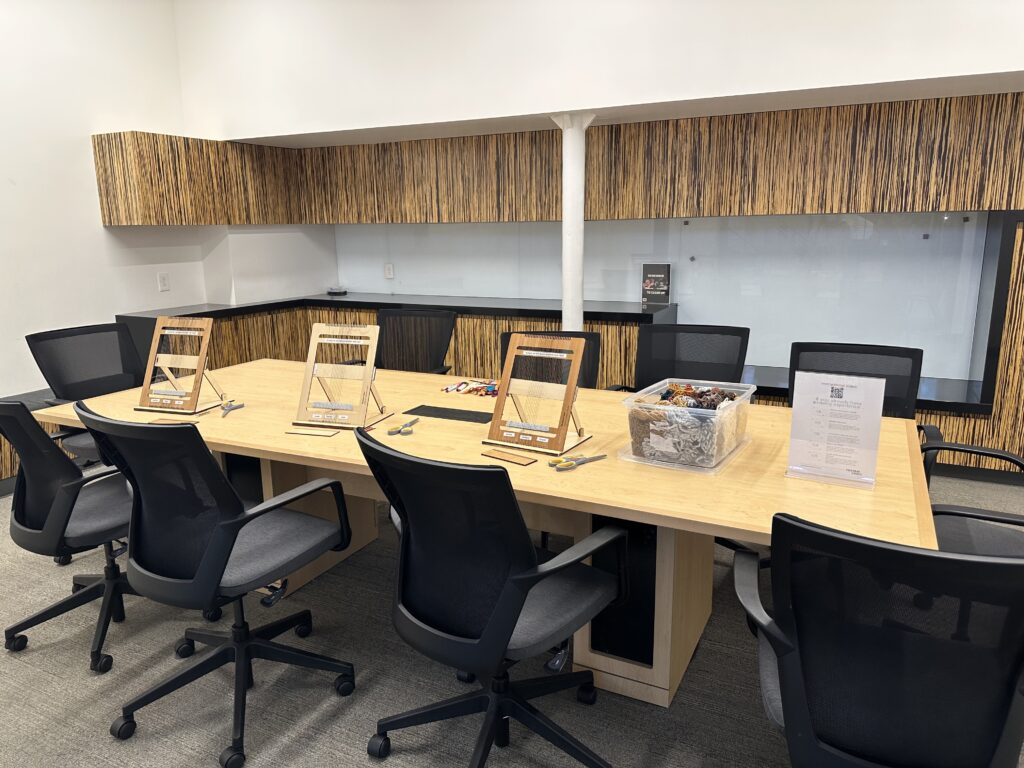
788, 342, 923, 420
356, 428, 627, 768
736, 514, 1024, 768
76, 404, 356, 768
1, 401, 136, 672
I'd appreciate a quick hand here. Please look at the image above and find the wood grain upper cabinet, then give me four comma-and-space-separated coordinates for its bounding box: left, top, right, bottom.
91, 131, 302, 226
91, 129, 562, 226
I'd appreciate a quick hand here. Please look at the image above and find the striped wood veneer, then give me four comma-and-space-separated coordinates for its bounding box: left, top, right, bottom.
93, 130, 561, 226
93, 93, 1024, 226
586, 93, 1024, 219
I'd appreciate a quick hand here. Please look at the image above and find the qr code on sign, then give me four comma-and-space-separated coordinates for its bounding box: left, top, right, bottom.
830, 386, 845, 399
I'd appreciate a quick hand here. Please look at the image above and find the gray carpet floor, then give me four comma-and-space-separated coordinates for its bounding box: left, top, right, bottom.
0, 472, 1020, 768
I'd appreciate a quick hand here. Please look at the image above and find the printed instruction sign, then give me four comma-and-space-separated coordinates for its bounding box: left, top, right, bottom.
641, 263, 672, 307
786, 371, 885, 488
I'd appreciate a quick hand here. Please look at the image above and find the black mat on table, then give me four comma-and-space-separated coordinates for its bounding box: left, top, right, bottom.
403, 404, 493, 424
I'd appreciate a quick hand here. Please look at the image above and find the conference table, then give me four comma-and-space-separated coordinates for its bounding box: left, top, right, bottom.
35, 358, 935, 707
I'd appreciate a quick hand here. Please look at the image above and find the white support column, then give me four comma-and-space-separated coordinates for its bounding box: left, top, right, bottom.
552, 112, 595, 332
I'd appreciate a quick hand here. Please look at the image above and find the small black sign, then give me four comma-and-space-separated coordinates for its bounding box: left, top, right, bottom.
641, 263, 671, 306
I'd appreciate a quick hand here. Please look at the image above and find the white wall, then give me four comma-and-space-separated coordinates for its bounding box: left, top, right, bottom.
173, 0, 1024, 140
336, 214, 990, 380
205, 226, 339, 304
0, 0, 207, 394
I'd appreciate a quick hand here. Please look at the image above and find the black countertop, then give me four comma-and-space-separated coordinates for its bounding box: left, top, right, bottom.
117, 293, 677, 323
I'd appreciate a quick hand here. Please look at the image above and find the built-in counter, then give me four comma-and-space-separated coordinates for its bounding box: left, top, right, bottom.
116, 293, 985, 414
116, 293, 677, 392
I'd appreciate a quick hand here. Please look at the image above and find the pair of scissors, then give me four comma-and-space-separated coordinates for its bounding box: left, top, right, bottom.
387, 417, 419, 436
221, 401, 245, 417
548, 454, 585, 467
554, 454, 607, 472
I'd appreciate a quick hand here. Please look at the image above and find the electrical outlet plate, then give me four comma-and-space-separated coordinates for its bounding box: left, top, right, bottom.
157, 272, 170, 292
384, 263, 394, 279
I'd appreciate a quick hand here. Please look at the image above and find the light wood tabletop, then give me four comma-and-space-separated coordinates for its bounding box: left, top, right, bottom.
36, 357, 935, 550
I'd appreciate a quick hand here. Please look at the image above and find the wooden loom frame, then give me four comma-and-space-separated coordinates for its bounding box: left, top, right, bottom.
136, 316, 224, 415
293, 323, 390, 430
484, 333, 590, 456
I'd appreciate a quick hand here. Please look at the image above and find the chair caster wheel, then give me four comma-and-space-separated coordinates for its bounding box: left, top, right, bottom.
335, 673, 356, 697
577, 683, 597, 705
219, 746, 246, 768
54, 554, 72, 566
295, 622, 312, 638
4, 634, 27, 652
91, 653, 113, 674
203, 607, 222, 622
175, 638, 195, 658
913, 592, 934, 610
368, 733, 391, 758
110, 715, 136, 740
456, 669, 476, 684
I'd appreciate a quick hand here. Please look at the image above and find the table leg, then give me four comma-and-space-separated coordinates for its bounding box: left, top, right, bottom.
573, 523, 713, 708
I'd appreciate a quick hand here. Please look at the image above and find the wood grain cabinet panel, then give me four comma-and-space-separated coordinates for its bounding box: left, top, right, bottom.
586, 93, 1024, 219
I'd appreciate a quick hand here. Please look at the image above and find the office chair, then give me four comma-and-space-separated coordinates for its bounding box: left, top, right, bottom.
498, 331, 602, 388
375, 308, 456, 374
736, 513, 1024, 768
355, 428, 627, 768
75, 404, 356, 768
920, 440, 1024, 558
26, 322, 145, 468
1, 401, 134, 673
611, 324, 749, 392
788, 342, 922, 419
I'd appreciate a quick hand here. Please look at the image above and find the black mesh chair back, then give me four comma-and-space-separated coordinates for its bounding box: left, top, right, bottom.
0, 402, 80, 533
635, 324, 749, 390
75, 403, 244, 608
355, 428, 537, 672
375, 309, 456, 373
499, 331, 601, 388
789, 342, 923, 419
770, 514, 1024, 768
26, 323, 144, 401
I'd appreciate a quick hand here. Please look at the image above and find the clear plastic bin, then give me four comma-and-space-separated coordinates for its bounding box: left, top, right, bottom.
621, 379, 757, 470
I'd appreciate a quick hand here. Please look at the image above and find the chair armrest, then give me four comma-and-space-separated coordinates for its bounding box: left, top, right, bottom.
918, 424, 944, 486
932, 504, 1024, 527
606, 385, 635, 392
45, 398, 72, 407
430, 365, 452, 375
49, 427, 86, 442
223, 478, 352, 551
38, 468, 124, 544
80, 467, 122, 485
733, 549, 792, 655
920, 441, 1024, 473
513, 526, 628, 604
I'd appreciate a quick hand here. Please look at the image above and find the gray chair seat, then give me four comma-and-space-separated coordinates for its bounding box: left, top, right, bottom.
61, 430, 102, 462
934, 512, 1024, 557
757, 631, 785, 732
506, 560, 617, 660
63, 473, 131, 547
219, 508, 341, 597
